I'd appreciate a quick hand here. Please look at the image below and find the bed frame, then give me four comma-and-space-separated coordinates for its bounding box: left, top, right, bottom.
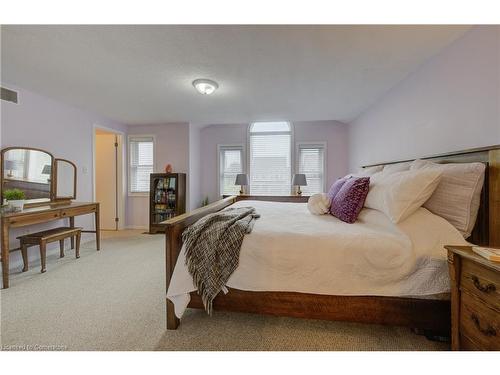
164, 145, 500, 332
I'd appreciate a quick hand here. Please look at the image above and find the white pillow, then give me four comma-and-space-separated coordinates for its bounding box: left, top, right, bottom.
364, 169, 442, 223
307, 193, 331, 215
410, 160, 486, 238
381, 161, 411, 175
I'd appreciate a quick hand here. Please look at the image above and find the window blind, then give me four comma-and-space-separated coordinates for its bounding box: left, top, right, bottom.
297, 144, 325, 195
249, 122, 291, 195
129, 136, 154, 193
219, 146, 243, 196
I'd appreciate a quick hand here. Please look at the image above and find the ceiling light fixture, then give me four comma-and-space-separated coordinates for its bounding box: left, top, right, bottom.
192, 78, 219, 95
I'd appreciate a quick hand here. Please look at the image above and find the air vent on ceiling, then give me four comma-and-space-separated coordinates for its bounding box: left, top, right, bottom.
1, 87, 19, 104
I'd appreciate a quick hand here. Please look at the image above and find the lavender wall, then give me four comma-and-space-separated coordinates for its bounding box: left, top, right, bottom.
126, 122, 190, 229
199, 121, 349, 203
1, 83, 127, 268
294, 120, 350, 185
349, 26, 500, 169
188, 124, 202, 209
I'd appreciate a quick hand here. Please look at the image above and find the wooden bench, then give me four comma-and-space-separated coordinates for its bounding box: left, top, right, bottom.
17, 227, 82, 273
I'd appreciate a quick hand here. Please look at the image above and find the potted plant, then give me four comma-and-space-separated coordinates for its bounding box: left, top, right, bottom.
3, 188, 26, 211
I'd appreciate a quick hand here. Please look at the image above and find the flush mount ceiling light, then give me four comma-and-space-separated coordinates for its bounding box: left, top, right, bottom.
192, 78, 219, 95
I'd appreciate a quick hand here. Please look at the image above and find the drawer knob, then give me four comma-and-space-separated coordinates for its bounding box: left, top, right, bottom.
471, 314, 496, 337
472, 276, 496, 293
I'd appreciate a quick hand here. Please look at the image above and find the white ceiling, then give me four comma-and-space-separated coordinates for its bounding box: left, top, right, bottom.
1, 25, 470, 126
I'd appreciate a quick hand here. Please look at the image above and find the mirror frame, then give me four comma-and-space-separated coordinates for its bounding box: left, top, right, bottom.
54, 158, 77, 201
1, 146, 55, 205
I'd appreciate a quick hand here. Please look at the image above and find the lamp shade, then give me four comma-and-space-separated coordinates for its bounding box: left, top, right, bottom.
234, 174, 249, 186
41, 164, 52, 175
4, 160, 14, 169
292, 174, 307, 186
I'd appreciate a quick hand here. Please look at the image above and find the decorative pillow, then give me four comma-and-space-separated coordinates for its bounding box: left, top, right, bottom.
330, 177, 370, 223
381, 161, 411, 175
364, 169, 442, 223
327, 177, 349, 200
307, 193, 331, 215
410, 160, 486, 238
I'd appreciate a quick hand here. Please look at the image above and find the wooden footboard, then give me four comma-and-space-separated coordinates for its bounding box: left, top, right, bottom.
164, 196, 238, 329
163, 195, 450, 333
189, 289, 450, 333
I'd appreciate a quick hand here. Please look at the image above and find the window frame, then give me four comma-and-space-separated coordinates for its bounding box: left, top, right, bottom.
217, 144, 246, 197
128, 134, 156, 196
247, 122, 294, 196
295, 141, 327, 194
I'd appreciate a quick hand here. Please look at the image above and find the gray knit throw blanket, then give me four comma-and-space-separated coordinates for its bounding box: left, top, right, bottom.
182, 206, 260, 315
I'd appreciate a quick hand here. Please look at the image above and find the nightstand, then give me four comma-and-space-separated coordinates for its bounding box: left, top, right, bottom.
446, 245, 500, 350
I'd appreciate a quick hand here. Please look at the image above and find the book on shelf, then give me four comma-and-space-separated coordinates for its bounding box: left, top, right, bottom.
472, 246, 500, 262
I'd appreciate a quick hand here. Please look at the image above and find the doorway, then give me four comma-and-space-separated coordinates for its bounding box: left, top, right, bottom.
93, 126, 125, 231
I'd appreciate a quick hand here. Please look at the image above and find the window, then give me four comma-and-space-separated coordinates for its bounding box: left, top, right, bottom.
218, 145, 244, 196
296, 142, 326, 195
129, 136, 154, 193
249, 122, 292, 195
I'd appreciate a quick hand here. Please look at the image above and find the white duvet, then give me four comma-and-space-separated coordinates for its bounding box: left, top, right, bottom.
167, 200, 468, 318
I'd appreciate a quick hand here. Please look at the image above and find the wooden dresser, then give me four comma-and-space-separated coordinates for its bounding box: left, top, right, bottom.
447, 245, 500, 350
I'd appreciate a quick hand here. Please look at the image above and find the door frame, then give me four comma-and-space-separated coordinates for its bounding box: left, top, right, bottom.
92, 124, 126, 230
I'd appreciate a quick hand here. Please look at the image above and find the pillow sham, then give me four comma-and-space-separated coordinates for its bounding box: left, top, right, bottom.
410, 160, 486, 238
330, 177, 370, 224
364, 169, 442, 223
307, 193, 331, 215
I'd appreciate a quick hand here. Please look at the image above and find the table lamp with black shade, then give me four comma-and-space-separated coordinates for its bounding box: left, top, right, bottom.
41, 164, 52, 183
4, 160, 15, 177
292, 174, 307, 196
234, 174, 249, 195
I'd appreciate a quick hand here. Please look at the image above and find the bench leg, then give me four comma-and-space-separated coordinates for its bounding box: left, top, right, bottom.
39, 240, 47, 273
21, 243, 29, 272
70, 217, 75, 249
59, 239, 65, 258
75, 232, 81, 259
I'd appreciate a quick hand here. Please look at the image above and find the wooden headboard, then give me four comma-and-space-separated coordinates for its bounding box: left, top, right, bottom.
361, 145, 500, 247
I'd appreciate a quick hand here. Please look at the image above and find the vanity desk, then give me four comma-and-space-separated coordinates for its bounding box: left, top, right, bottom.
1, 146, 100, 289
1, 202, 100, 288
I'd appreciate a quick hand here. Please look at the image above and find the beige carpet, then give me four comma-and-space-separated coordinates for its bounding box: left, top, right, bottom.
1, 230, 448, 351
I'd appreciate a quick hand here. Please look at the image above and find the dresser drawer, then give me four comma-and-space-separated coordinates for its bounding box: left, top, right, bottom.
460, 292, 500, 350
460, 333, 482, 350
7, 211, 61, 227
60, 205, 97, 218
461, 259, 500, 310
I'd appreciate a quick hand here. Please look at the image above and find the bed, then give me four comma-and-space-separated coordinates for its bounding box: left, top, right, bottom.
164, 146, 500, 333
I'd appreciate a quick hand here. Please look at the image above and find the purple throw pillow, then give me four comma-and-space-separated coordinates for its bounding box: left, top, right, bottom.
327, 177, 349, 201
330, 177, 370, 224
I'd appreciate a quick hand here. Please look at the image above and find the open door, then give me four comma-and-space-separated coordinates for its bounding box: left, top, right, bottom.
94, 127, 124, 230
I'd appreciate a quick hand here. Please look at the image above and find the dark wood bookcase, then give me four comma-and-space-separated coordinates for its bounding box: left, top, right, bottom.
149, 173, 186, 234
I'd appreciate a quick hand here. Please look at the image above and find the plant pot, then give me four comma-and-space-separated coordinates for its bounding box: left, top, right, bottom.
8, 199, 25, 211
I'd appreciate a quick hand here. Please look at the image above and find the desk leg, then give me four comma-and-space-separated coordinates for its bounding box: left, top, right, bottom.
69, 217, 75, 249
95, 205, 100, 250
1, 220, 10, 289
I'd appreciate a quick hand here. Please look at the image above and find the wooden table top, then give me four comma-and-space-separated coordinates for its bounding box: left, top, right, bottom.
1, 201, 97, 218
445, 245, 500, 272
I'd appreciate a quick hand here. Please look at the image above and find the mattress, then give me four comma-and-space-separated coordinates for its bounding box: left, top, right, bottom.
167, 200, 468, 318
